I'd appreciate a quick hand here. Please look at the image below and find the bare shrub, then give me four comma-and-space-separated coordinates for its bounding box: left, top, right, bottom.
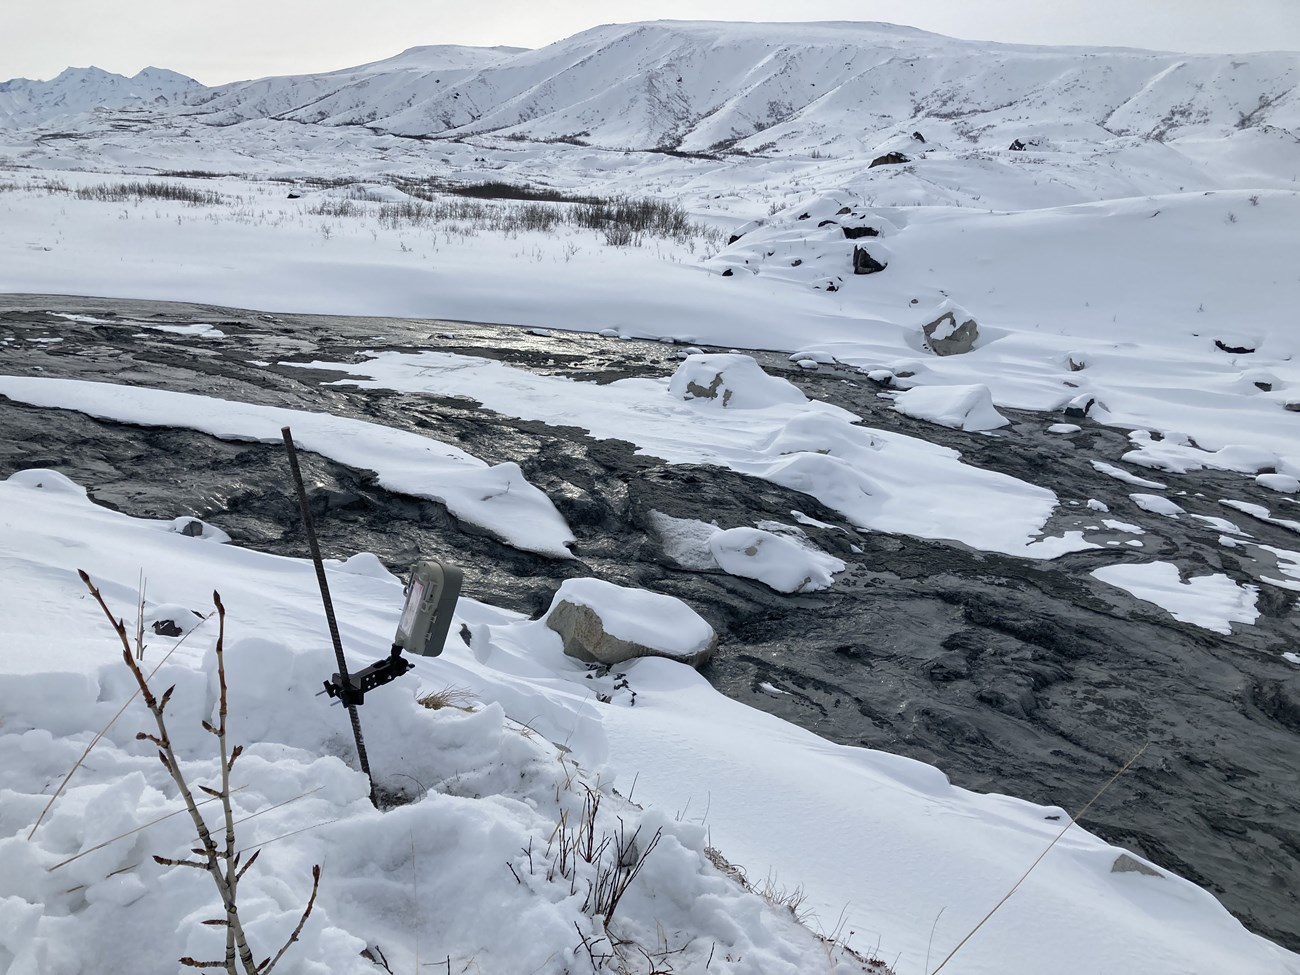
74, 181, 222, 205
76, 571, 319, 975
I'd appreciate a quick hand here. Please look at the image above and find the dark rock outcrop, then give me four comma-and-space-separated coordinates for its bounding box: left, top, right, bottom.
852, 246, 887, 275
1215, 339, 1256, 354
922, 310, 979, 355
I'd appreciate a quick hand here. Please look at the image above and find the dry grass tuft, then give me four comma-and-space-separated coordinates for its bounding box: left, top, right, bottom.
417, 685, 477, 712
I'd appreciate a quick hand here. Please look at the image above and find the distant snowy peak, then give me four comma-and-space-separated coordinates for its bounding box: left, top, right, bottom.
365, 44, 529, 72
182, 43, 524, 126
171, 19, 1300, 150
0, 65, 202, 129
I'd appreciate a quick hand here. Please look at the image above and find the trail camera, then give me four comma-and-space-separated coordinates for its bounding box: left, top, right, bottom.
393, 559, 464, 657
320, 558, 463, 707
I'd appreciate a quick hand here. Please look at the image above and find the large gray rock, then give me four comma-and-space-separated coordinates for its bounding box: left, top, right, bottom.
1111, 853, 1162, 877
543, 578, 717, 667
923, 310, 980, 356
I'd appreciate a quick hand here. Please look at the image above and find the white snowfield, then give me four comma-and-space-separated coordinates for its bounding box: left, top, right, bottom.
1, 471, 1296, 975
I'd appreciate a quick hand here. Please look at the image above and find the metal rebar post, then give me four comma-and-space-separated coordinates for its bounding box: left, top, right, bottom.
280, 426, 378, 808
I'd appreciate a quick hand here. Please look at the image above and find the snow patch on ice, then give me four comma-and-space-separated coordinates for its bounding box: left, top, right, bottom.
1092, 561, 1259, 634
1092, 461, 1167, 490
299, 350, 1084, 558
1131, 493, 1186, 518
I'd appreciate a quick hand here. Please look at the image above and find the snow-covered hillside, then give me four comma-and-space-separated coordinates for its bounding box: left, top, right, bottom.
6, 21, 1299, 160
174, 20, 1300, 153
184, 44, 523, 128
0, 66, 200, 130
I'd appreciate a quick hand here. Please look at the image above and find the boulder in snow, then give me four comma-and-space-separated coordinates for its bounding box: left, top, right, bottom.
708, 527, 845, 593
1214, 338, 1256, 355
922, 309, 979, 356
852, 246, 887, 275
726, 218, 764, 245
1065, 393, 1105, 418
669, 354, 807, 409
843, 224, 879, 240
789, 350, 836, 365
1111, 853, 1161, 877
893, 384, 1009, 431
543, 578, 716, 667
869, 152, 910, 168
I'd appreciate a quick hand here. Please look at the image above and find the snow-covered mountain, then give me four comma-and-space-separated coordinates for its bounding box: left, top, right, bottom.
184, 44, 523, 128
175, 20, 1300, 151
6, 20, 1299, 163
0, 65, 201, 129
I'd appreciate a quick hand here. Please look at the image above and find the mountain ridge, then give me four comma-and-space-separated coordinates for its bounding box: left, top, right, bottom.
0, 64, 202, 129
2, 20, 1298, 167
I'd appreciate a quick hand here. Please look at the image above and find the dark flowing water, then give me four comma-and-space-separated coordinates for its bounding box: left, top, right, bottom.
2, 294, 1298, 951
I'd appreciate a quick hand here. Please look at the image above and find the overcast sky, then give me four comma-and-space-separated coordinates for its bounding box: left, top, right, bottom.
5, 0, 1300, 84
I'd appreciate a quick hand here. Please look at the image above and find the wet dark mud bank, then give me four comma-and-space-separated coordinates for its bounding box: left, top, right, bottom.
1, 295, 1298, 950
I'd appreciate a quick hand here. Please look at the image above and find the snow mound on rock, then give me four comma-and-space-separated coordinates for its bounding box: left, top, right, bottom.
892, 384, 1009, 431
649, 511, 847, 593
543, 578, 716, 666
669, 354, 807, 409
709, 526, 846, 593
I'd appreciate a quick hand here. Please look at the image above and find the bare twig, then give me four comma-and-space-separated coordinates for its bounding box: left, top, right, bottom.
234, 820, 340, 858
233, 787, 325, 828
46, 787, 247, 872
27, 599, 211, 839
925, 906, 945, 975
135, 570, 147, 661
76, 571, 320, 975
930, 741, 1151, 974
411, 832, 421, 973
213, 593, 239, 973
259, 863, 321, 975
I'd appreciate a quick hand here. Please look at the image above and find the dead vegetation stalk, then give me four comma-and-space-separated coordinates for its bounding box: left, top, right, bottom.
77, 570, 321, 974
929, 741, 1150, 974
